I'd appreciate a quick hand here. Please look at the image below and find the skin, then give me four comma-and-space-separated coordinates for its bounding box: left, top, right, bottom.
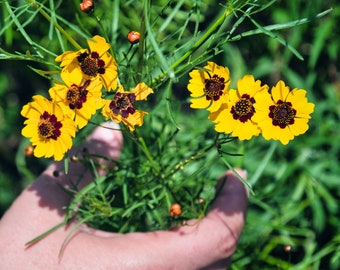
0, 123, 249, 270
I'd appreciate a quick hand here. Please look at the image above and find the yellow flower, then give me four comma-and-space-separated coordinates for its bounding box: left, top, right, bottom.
102, 83, 154, 131
49, 73, 103, 129
209, 75, 268, 140
187, 61, 231, 112
252, 80, 315, 145
21, 95, 77, 161
55, 35, 118, 91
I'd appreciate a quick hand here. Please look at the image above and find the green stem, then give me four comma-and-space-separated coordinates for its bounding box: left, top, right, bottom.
137, 135, 154, 164
24, 0, 82, 50
172, 9, 231, 70
137, 3, 147, 82
132, 130, 160, 174
151, 7, 233, 86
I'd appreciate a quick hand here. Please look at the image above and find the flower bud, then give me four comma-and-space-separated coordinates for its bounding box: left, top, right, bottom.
80, 0, 94, 14
24, 145, 34, 156
169, 203, 182, 217
127, 31, 140, 44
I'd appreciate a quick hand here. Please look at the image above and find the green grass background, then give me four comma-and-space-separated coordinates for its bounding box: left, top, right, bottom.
1, 0, 339, 269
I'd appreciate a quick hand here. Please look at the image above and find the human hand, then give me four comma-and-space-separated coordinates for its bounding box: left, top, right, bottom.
0, 123, 248, 270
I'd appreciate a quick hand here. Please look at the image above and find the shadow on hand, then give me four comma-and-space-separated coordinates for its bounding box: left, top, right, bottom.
27, 125, 122, 217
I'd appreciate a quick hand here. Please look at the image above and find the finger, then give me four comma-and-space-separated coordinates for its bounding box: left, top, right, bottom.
200, 169, 249, 268
209, 169, 249, 242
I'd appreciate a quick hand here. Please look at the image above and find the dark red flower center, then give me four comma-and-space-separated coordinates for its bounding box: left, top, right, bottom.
204, 74, 225, 101
109, 92, 136, 118
230, 94, 255, 123
269, 100, 296, 128
38, 111, 62, 140
66, 80, 90, 110
77, 51, 105, 77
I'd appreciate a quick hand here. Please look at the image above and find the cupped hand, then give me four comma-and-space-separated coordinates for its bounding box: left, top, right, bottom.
0, 123, 248, 270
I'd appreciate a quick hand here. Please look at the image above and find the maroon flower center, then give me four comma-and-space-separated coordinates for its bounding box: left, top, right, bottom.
204, 74, 225, 101
269, 100, 296, 128
77, 51, 105, 77
231, 94, 255, 123
109, 92, 136, 118
38, 111, 62, 140
66, 80, 90, 110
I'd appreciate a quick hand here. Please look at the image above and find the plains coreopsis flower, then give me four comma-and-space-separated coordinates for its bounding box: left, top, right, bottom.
187, 62, 231, 112
55, 35, 118, 91
252, 80, 315, 145
49, 73, 103, 129
102, 83, 153, 131
21, 95, 77, 160
209, 75, 268, 140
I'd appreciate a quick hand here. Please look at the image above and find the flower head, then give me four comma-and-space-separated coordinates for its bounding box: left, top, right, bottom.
210, 75, 268, 140
102, 83, 153, 131
21, 95, 77, 160
187, 62, 231, 112
55, 35, 118, 91
252, 80, 315, 144
49, 73, 103, 129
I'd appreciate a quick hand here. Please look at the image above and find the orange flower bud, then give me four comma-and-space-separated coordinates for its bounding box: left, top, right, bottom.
80, 0, 94, 14
127, 31, 140, 44
169, 203, 182, 217
24, 145, 34, 156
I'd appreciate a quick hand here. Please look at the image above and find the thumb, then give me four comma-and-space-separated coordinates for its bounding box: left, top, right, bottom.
209, 169, 249, 241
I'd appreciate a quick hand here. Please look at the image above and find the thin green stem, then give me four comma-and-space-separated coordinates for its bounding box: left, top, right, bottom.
137, 135, 154, 164
172, 9, 232, 71
132, 129, 161, 174
137, 2, 147, 82
24, 0, 82, 50
151, 7, 233, 87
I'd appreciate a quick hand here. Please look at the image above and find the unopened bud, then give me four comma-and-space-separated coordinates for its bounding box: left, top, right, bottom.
24, 145, 34, 156
127, 31, 140, 44
169, 203, 182, 217
80, 0, 94, 14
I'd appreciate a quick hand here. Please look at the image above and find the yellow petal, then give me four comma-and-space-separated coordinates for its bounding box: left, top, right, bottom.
289, 118, 310, 136
272, 80, 290, 102
88, 35, 111, 56
122, 110, 147, 131
190, 97, 211, 109
133, 82, 154, 100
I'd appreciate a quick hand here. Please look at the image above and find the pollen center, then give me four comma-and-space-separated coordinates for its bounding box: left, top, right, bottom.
109, 92, 136, 118
78, 52, 106, 77
66, 81, 90, 110
231, 94, 255, 123
269, 101, 296, 128
204, 74, 225, 101
38, 111, 62, 140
